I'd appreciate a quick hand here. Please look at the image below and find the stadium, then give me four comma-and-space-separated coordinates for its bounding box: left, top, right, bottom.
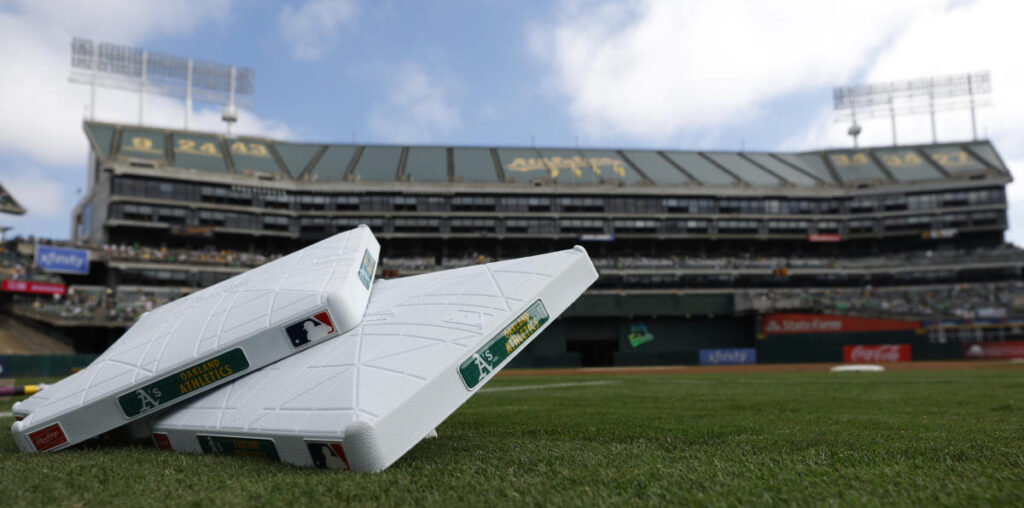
2, 21, 1023, 505
2, 121, 1020, 366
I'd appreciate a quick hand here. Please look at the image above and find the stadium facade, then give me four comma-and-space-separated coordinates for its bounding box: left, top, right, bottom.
8, 121, 1024, 366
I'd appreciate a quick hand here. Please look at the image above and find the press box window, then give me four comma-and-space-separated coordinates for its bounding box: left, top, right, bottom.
849, 198, 876, 213
452, 196, 496, 211
613, 220, 658, 233
263, 193, 292, 210
717, 220, 759, 233
816, 221, 840, 233
336, 195, 359, 211
450, 218, 496, 233
300, 217, 330, 233
847, 220, 875, 234
768, 220, 808, 233
559, 219, 605, 234
155, 207, 187, 225
297, 194, 328, 211
263, 216, 291, 232
505, 219, 554, 234
559, 197, 604, 212
394, 218, 440, 233
971, 211, 999, 226
941, 214, 969, 227
335, 217, 385, 233
393, 196, 417, 211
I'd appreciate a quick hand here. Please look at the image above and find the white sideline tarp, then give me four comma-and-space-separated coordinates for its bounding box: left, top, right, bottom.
149, 247, 597, 472
11, 226, 379, 452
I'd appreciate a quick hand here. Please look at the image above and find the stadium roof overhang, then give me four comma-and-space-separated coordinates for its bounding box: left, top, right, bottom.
0, 182, 26, 215
85, 121, 1013, 197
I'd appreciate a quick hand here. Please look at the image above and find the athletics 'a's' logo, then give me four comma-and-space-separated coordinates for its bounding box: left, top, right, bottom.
284, 311, 337, 348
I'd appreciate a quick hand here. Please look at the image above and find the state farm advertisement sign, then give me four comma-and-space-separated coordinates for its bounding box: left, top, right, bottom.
963, 341, 1024, 359
762, 314, 920, 335
843, 344, 912, 363
1, 279, 67, 296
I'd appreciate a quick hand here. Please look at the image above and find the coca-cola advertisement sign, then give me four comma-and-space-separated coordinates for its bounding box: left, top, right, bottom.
843, 344, 911, 363
762, 314, 921, 335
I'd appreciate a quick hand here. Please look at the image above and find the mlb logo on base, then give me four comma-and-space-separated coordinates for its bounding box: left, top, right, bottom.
284, 311, 339, 348
307, 442, 350, 470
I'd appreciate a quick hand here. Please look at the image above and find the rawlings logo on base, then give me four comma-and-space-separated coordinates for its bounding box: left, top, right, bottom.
28, 423, 68, 452
152, 433, 172, 450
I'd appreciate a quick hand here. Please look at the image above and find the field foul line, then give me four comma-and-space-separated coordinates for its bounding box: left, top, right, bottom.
0, 412, 11, 419
481, 380, 619, 393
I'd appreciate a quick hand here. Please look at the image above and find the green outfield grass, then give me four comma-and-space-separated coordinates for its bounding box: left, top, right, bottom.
1, 368, 1023, 507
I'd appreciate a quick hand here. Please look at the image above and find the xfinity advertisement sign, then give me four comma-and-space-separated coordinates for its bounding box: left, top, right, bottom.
699, 348, 757, 366
35, 245, 90, 275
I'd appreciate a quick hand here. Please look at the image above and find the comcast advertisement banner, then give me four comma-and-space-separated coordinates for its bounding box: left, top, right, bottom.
762, 313, 921, 335
35, 245, 90, 275
699, 348, 756, 366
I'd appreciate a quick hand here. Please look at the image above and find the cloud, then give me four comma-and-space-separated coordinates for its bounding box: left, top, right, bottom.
787, 0, 1024, 151
530, 0, 950, 142
279, 0, 356, 61
3, 168, 71, 219
781, 0, 1024, 245
368, 64, 462, 143
0, 0, 293, 239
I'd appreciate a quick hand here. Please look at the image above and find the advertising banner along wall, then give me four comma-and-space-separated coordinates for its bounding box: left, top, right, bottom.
699, 348, 757, 366
843, 344, 912, 363
1, 280, 67, 296
963, 341, 1024, 359
35, 245, 90, 275
762, 314, 921, 335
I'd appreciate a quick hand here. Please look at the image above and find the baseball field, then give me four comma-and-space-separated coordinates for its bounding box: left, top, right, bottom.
1, 363, 1022, 506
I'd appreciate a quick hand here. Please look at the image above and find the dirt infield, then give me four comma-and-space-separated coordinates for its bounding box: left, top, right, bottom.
500, 359, 1024, 376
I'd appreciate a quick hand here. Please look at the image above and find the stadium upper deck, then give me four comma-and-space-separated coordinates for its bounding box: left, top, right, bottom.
73, 121, 1010, 260
80, 121, 1009, 190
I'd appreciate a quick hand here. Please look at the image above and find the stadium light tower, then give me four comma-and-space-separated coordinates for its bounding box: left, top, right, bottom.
69, 37, 254, 132
833, 71, 991, 147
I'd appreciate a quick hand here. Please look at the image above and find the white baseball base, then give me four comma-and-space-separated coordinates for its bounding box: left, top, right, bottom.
149, 247, 597, 472
12, 226, 379, 453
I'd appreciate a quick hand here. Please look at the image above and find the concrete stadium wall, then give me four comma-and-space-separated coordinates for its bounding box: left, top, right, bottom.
756, 332, 961, 363
0, 354, 98, 378
511, 315, 755, 368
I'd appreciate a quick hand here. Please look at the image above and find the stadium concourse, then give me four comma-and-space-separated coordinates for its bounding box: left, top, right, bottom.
1, 120, 1023, 368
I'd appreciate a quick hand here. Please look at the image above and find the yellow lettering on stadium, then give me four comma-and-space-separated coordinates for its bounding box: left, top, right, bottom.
230, 142, 270, 157
506, 156, 627, 180
176, 138, 221, 157
126, 136, 163, 155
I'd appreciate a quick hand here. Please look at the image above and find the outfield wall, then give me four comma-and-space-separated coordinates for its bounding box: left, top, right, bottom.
0, 354, 98, 378
511, 309, 969, 368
